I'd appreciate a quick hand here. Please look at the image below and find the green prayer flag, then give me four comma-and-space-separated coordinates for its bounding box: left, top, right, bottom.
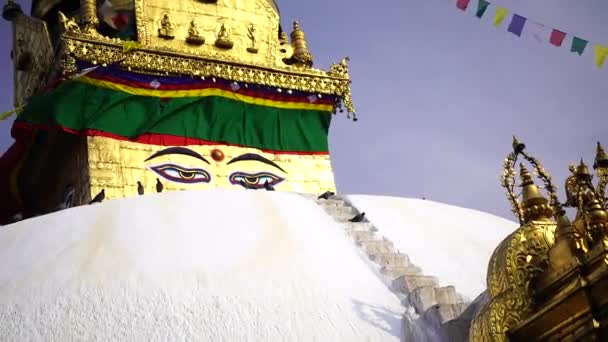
476, 0, 490, 18
570, 36, 588, 55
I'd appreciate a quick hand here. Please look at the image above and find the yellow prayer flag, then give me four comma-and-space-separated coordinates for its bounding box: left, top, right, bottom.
494, 7, 508, 27
594, 45, 608, 69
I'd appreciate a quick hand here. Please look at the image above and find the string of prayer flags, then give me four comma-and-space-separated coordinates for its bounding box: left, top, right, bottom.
456, 0, 470, 11
493, 7, 508, 27
571, 37, 588, 55
455, 0, 608, 70
476, 0, 489, 18
596, 45, 608, 69
550, 29, 566, 47
508, 14, 526, 37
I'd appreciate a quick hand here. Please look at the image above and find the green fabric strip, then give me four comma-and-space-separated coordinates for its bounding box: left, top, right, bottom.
17, 81, 332, 152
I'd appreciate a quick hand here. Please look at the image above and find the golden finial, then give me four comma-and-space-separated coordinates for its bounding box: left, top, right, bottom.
575, 158, 591, 179
594, 141, 608, 169
546, 212, 581, 271
289, 20, 313, 67
519, 163, 553, 222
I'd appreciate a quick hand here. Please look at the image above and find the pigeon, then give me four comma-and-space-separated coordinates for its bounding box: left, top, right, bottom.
348, 212, 366, 223
317, 191, 335, 200
156, 178, 164, 193
264, 180, 275, 191
89, 189, 105, 204
137, 181, 145, 195
60, 186, 75, 209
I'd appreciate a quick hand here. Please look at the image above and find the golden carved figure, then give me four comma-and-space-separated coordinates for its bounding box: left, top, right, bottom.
58, 11, 80, 33
186, 19, 205, 45
158, 13, 175, 39
246, 24, 258, 53
214, 23, 233, 49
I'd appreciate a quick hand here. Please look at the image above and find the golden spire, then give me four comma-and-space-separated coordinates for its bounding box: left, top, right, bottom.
594, 141, 608, 169
582, 191, 608, 241
575, 158, 591, 177
547, 213, 581, 271
519, 163, 553, 222
289, 21, 313, 67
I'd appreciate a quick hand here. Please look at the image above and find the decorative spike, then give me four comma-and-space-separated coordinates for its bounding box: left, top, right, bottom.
594, 141, 608, 169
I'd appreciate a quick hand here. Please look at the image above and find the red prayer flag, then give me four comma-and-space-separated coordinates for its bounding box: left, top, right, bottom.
456, 0, 471, 11
550, 29, 566, 47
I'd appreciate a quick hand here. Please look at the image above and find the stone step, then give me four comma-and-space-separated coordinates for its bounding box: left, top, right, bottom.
322, 205, 356, 216
342, 222, 376, 232
332, 212, 364, 222
423, 303, 469, 326
380, 265, 422, 279
315, 198, 346, 207
409, 286, 461, 314
393, 275, 439, 294
349, 230, 376, 242
362, 239, 395, 256
369, 252, 410, 267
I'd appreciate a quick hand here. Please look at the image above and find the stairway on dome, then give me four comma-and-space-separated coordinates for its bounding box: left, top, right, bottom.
310, 193, 472, 340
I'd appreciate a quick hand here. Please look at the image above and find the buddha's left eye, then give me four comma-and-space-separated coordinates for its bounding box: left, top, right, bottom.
229, 172, 284, 189
149, 164, 211, 184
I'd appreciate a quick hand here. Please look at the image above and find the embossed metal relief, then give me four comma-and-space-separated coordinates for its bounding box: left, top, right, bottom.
12, 14, 54, 106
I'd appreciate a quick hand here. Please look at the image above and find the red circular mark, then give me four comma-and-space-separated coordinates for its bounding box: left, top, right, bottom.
211, 148, 225, 162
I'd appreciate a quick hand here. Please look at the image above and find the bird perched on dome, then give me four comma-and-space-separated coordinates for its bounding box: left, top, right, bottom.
156, 178, 163, 193
89, 189, 105, 204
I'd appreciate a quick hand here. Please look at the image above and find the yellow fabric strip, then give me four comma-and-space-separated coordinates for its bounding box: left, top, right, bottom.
494, 7, 508, 27
76, 77, 335, 112
594, 45, 608, 69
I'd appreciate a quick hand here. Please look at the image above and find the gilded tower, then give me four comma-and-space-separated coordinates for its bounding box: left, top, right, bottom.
470, 138, 608, 341
0, 0, 355, 223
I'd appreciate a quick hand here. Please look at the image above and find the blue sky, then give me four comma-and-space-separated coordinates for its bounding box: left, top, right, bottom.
0, 0, 606, 220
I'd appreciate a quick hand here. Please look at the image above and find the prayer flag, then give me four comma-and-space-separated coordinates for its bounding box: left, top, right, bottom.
549, 29, 566, 47
507, 14, 526, 37
595, 45, 608, 69
494, 7, 508, 27
476, 0, 490, 18
526, 22, 549, 44
456, 0, 471, 11
570, 37, 588, 55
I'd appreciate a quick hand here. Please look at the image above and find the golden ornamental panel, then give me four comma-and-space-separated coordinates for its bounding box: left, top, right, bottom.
12, 15, 54, 106
134, 0, 280, 67
87, 136, 337, 199
61, 36, 354, 112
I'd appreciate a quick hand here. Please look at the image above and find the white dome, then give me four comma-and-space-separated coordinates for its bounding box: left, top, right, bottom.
0, 190, 516, 341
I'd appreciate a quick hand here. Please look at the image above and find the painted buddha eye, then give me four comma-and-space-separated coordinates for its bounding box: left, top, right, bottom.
229, 172, 284, 189
149, 164, 211, 184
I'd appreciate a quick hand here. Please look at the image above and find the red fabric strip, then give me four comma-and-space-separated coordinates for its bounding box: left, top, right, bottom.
456, 0, 471, 11
12, 122, 330, 156
550, 29, 566, 47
